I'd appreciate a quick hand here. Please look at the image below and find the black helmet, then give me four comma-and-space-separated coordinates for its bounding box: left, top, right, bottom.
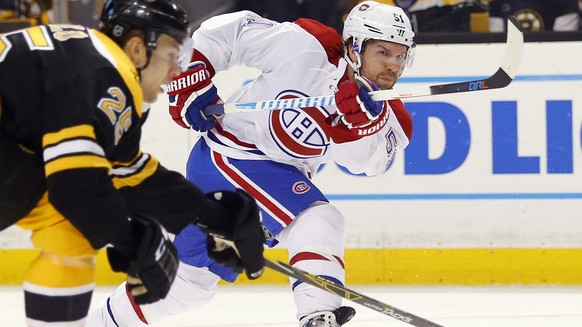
100, 0, 190, 48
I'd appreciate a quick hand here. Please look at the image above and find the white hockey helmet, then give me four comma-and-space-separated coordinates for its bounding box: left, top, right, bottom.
343, 1, 416, 71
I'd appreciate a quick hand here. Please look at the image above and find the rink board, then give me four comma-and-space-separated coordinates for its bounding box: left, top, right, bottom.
1, 248, 582, 285
1, 41, 581, 285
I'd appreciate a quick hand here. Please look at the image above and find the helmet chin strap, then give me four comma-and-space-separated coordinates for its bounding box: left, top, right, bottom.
137, 49, 153, 78
344, 41, 363, 76
137, 30, 159, 77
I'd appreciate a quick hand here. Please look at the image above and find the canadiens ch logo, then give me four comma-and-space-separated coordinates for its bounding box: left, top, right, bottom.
293, 181, 311, 194
268, 91, 330, 159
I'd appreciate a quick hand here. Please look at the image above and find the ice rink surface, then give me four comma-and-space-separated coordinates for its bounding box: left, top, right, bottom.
1, 285, 581, 326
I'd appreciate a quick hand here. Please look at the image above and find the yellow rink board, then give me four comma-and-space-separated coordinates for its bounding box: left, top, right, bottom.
1, 248, 582, 286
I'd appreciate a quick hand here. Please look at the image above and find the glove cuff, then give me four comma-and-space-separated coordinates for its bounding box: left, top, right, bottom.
166, 67, 212, 96
349, 103, 389, 137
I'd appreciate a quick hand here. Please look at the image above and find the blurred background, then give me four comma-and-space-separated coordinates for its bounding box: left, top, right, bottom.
0, 0, 581, 35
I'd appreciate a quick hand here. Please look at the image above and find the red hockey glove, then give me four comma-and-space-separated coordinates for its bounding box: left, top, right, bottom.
334, 76, 388, 136
167, 65, 222, 132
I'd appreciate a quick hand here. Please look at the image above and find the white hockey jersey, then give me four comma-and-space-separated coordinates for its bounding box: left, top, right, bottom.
191, 11, 412, 177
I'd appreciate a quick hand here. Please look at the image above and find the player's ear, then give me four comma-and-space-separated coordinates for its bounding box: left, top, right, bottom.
124, 36, 147, 69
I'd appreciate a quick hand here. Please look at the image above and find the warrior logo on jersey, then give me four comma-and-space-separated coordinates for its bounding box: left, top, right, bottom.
292, 181, 311, 194
268, 91, 331, 159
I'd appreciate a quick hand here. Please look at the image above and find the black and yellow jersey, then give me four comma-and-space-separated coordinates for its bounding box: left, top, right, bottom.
0, 25, 211, 250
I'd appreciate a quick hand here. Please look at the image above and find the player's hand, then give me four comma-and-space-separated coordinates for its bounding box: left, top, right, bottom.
167, 65, 222, 132
334, 76, 385, 130
197, 189, 265, 280
107, 215, 179, 305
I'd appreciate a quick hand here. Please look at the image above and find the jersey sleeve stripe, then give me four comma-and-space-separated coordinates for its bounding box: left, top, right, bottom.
110, 152, 150, 177
42, 124, 96, 146
45, 155, 111, 176
42, 124, 111, 176
43, 139, 105, 162
111, 154, 159, 188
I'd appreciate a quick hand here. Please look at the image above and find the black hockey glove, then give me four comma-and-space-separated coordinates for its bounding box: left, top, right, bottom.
198, 189, 265, 280
107, 214, 179, 305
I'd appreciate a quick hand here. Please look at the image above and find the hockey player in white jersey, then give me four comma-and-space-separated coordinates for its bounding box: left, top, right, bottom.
88, 1, 414, 326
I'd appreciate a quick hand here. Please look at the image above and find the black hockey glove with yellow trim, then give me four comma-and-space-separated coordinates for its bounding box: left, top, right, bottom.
197, 189, 265, 280
107, 214, 178, 304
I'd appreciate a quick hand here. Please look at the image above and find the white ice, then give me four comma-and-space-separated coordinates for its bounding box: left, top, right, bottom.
1, 285, 581, 326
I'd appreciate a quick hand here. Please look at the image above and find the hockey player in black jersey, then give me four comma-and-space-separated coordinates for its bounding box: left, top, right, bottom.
0, 1, 265, 326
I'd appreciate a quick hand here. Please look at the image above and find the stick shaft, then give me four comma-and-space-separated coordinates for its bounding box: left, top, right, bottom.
264, 259, 446, 327
203, 18, 523, 116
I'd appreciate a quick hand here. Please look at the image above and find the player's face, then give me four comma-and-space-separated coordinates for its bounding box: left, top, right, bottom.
140, 35, 181, 102
358, 40, 408, 90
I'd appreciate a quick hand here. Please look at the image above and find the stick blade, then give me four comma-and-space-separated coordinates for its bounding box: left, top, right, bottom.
502, 16, 524, 79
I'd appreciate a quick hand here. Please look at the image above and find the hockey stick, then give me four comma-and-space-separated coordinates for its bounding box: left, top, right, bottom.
264, 258, 446, 327
204, 17, 523, 116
